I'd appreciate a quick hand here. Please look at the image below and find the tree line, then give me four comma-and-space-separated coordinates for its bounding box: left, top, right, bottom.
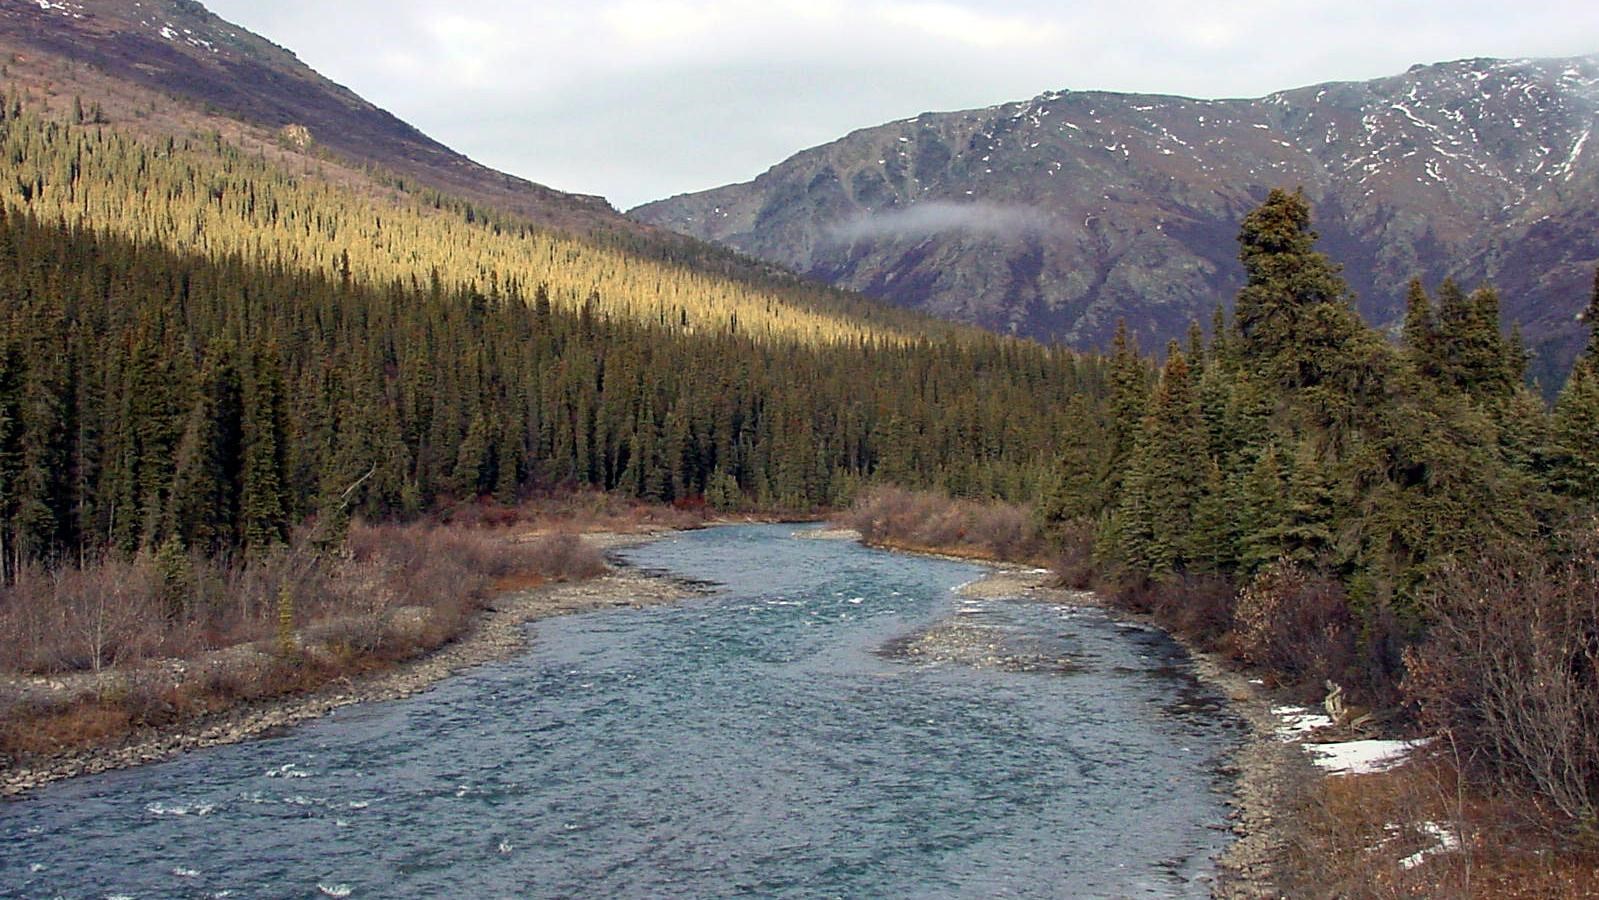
0, 205, 1104, 576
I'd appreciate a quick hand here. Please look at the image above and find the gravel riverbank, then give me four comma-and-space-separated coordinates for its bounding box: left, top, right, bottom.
1, 533, 697, 799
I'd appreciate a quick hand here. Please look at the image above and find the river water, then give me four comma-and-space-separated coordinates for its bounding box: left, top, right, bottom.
1, 525, 1243, 898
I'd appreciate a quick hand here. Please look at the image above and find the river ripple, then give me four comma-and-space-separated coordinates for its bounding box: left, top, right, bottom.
1, 524, 1243, 898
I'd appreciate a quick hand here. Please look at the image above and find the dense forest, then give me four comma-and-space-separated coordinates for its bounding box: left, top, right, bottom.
0, 93, 938, 347
1048, 188, 1596, 692
1037, 188, 1599, 832
0, 204, 1101, 573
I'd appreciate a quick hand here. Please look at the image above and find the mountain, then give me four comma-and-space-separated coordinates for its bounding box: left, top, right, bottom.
0, 0, 959, 346
632, 55, 1599, 384
0, 0, 629, 233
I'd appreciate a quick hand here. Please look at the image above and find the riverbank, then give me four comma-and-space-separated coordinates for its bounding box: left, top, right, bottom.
848, 533, 1300, 898
1, 531, 697, 798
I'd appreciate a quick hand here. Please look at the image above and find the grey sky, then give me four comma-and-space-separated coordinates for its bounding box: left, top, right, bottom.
203, 1, 1599, 210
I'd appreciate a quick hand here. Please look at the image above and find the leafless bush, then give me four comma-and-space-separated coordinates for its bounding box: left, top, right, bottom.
1, 509, 627, 759
439, 489, 708, 533
307, 615, 389, 659
837, 485, 1048, 563
1053, 519, 1099, 589
1234, 559, 1354, 692
0, 560, 164, 674
1152, 573, 1237, 649
522, 533, 608, 581
1404, 532, 1599, 830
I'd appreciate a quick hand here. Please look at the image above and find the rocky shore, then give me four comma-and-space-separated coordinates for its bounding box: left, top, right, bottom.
1, 533, 697, 799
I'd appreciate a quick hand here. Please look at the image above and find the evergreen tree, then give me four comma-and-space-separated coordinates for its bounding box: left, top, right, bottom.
240, 343, 291, 551
1402, 278, 1438, 378
1554, 364, 1599, 502
1233, 188, 1360, 389
1434, 283, 1513, 398
1263, 440, 1338, 567
1585, 267, 1599, 361
1235, 444, 1289, 574
172, 346, 246, 554
1117, 344, 1207, 574
0, 344, 25, 578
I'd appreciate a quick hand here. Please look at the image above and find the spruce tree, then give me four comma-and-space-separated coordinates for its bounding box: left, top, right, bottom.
1236, 444, 1289, 574
1402, 278, 1438, 378
1586, 267, 1599, 360
0, 345, 24, 579
1119, 344, 1207, 574
240, 343, 290, 551
1554, 365, 1599, 502
169, 347, 244, 555
1233, 188, 1359, 389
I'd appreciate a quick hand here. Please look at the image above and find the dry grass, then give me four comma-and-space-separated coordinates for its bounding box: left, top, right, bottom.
0, 496, 639, 761
1283, 752, 1599, 898
835, 485, 1050, 565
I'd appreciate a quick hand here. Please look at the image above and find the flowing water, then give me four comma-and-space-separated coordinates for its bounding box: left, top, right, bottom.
1, 525, 1244, 898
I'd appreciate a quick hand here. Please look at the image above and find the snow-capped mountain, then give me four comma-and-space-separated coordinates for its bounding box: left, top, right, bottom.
634, 55, 1599, 384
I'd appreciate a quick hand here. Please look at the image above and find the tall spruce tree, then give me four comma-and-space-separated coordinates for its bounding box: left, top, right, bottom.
169, 347, 245, 555
1402, 278, 1438, 378
1118, 344, 1208, 574
1233, 188, 1360, 390
240, 342, 290, 551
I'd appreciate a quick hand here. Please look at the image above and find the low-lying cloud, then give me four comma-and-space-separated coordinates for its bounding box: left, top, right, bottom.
827, 202, 1054, 242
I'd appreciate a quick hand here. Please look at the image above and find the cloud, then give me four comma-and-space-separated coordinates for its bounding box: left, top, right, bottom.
828, 202, 1054, 242
201, 0, 1599, 208
876, 2, 1064, 49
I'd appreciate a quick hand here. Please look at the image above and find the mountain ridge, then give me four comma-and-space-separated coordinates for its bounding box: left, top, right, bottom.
632, 54, 1599, 384
0, 0, 627, 232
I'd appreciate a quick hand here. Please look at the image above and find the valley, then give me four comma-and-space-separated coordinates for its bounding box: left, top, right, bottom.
0, 2, 1597, 897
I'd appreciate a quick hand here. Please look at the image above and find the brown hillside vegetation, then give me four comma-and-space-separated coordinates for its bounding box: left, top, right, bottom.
836, 485, 1051, 565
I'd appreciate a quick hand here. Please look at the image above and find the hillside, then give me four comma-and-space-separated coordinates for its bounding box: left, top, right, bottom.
0, 0, 629, 233
633, 55, 1599, 385
0, 2, 968, 347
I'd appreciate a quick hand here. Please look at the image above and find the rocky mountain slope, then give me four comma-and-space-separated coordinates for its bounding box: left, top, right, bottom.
633, 55, 1599, 384
0, 0, 626, 233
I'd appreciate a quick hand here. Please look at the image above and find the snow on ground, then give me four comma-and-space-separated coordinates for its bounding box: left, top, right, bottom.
1398, 821, 1462, 870
1305, 738, 1429, 775
1270, 705, 1428, 775
1270, 704, 1333, 739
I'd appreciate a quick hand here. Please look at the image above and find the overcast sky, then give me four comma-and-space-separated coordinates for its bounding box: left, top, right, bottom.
203, 1, 1599, 211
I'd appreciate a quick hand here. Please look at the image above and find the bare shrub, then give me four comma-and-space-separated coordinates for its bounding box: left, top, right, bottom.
0, 504, 627, 757
1404, 531, 1599, 830
307, 615, 389, 659
836, 485, 1048, 564
1234, 560, 1354, 694
0, 559, 163, 674
441, 488, 708, 533
196, 647, 279, 702
522, 533, 607, 582
1152, 573, 1237, 649
1053, 519, 1098, 589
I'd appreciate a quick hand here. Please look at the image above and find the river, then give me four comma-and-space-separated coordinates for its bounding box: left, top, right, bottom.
1, 524, 1244, 898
